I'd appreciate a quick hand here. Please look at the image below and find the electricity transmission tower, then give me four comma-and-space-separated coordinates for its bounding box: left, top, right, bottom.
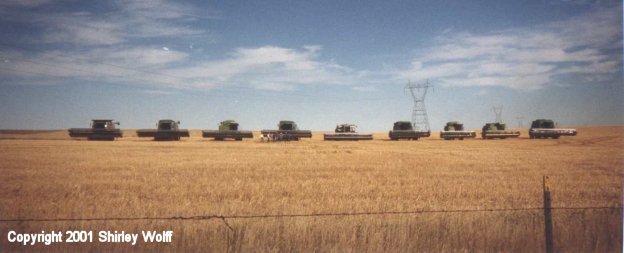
492, 105, 503, 123
406, 80, 433, 132
516, 116, 525, 128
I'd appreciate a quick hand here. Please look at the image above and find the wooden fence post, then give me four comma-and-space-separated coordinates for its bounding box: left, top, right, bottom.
543, 175, 554, 253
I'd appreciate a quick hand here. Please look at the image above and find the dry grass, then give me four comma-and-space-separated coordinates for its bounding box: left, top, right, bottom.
0, 126, 621, 252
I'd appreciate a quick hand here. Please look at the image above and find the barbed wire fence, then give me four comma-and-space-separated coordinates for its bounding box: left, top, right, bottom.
0, 176, 621, 252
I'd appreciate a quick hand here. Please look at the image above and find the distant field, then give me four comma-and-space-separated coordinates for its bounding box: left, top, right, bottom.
0, 126, 621, 252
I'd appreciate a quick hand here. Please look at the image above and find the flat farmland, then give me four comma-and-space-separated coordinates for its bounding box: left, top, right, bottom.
0, 126, 621, 252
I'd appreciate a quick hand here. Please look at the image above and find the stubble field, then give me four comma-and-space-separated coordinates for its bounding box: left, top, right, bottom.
0, 126, 622, 252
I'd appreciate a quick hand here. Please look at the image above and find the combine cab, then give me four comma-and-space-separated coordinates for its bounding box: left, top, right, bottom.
136, 119, 190, 141
202, 120, 253, 141
260, 120, 312, 141
388, 121, 430, 140
529, 119, 577, 139
324, 124, 373, 141
440, 121, 476, 140
481, 122, 520, 139
68, 119, 123, 141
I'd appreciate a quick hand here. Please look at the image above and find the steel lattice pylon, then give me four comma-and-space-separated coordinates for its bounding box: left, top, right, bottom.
516, 116, 524, 128
406, 80, 432, 132
492, 105, 503, 123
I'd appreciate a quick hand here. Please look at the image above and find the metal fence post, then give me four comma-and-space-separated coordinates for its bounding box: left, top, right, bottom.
543, 175, 554, 253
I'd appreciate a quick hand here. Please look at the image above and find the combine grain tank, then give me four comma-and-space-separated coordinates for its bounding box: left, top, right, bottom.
481, 122, 520, 139
202, 120, 253, 141
68, 119, 123, 141
440, 121, 476, 140
529, 119, 577, 139
324, 124, 373, 141
388, 121, 430, 140
260, 120, 312, 141
136, 119, 189, 141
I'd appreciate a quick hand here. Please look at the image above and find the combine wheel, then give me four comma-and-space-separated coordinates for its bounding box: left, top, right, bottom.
235, 138, 243, 141
215, 137, 224, 141
459, 138, 464, 140
552, 136, 560, 139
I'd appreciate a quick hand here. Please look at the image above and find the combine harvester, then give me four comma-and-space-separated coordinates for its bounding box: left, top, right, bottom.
388, 121, 430, 140
68, 119, 123, 141
261, 120, 312, 141
136, 119, 189, 141
481, 122, 520, 139
440, 121, 476, 140
529, 119, 577, 139
324, 124, 373, 141
202, 120, 253, 141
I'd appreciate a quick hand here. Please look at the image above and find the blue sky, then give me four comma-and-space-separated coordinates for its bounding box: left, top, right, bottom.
0, 0, 621, 131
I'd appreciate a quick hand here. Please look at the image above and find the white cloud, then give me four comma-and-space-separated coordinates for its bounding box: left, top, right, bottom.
0, 1, 620, 94
398, 4, 621, 90
0, 0, 50, 8
1, 0, 212, 46
1, 45, 360, 91
476, 89, 489, 96
157, 45, 358, 90
352, 86, 378, 92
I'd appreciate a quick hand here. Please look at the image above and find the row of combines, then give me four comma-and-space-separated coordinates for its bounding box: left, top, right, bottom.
68, 118, 577, 141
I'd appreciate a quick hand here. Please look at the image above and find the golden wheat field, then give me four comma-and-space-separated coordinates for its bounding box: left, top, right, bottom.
0, 126, 621, 252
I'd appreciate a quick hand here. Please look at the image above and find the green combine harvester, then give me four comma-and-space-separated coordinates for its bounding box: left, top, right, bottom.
529, 119, 577, 139
136, 119, 190, 141
388, 121, 431, 140
68, 119, 123, 141
260, 120, 312, 141
202, 120, 254, 141
324, 124, 373, 141
481, 122, 520, 139
440, 121, 476, 140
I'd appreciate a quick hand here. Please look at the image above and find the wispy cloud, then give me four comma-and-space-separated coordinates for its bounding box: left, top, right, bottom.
0, 0, 216, 46
0, 0, 620, 93
0, 44, 362, 91
398, 4, 621, 90
352, 86, 378, 92
166, 45, 359, 90
0, 0, 50, 8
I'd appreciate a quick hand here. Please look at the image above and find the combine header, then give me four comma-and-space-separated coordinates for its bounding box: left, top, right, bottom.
324, 124, 373, 141
481, 122, 520, 139
203, 120, 253, 141
388, 121, 430, 140
440, 121, 476, 140
529, 119, 577, 139
68, 119, 123, 141
260, 120, 312, 141
136, 119, 189, 141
